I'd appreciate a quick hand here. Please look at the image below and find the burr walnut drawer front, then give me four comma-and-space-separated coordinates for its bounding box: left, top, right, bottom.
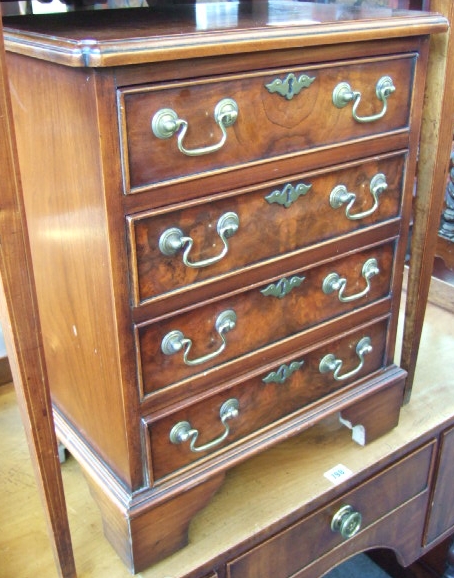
128, 152, 406, 307
119, 55, 415, 193
136, 241, 396, 397
227, 441, 435, 578
145, 318, 389, 480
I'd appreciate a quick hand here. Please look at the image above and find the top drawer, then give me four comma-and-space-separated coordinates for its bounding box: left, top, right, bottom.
119, 54, 416, 194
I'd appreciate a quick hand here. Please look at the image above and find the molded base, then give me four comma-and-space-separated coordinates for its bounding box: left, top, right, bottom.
86, 472, 226, 573
339, 374, 406, 445
54, 366, 407, 573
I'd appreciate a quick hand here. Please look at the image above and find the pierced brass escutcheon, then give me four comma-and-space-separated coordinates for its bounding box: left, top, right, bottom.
265, 73, 316, 100
262, 360, 305, 385
265, 182, 312, 209
260, 275, 305, 299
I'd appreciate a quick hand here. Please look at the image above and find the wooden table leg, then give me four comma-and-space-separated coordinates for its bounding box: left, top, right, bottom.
401, 0, 454, 402
0, 15, 77, 578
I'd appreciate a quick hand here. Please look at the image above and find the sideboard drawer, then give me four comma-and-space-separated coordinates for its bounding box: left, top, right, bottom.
137, 242, 395, 396
128, 152, 406, 306
120, 55, 415, 193
425, 425, 454, 544
146, 318, 388, 480
227, 442, 434, 578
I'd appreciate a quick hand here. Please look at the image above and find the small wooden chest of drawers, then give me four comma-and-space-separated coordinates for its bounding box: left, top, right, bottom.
3, 2, 446, 573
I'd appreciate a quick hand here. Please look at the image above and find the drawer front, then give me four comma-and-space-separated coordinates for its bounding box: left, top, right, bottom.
129, 153, 406, 306
425, 426, 454, 544
146, 319, 389, 480
120, 55, 415, 193
137, 242, 396, 396
227, 442, 434, 578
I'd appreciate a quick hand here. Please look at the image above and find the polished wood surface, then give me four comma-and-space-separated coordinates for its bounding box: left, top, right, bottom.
2, 2, 448, 572
1, 294, 453, 578
0, 0, 450, 572
228, 442, 434, 578
148, 320, 389, 479
2, 4, 447, 67
5, 51, 142, 490
121, 56, 413, 192
138, 245, 394, 394
130, 153, 406, 307
401, 0, 454, 399
338, 373, 405, 446
0, 15, 76, 578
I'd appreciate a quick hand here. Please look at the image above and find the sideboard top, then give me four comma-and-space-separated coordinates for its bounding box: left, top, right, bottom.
3, 1, 448, 67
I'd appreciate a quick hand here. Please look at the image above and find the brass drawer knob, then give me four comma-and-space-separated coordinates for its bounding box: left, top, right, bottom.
159, 211, 239, 269
333, 76, 395, 123
151, 98, 238, 157
169, 398, 239, 453
322, 258, 380, 303
331, 505, 363, 539
161, 309, 236, 367
319, 336, 372, 382
329, 173, 388, 220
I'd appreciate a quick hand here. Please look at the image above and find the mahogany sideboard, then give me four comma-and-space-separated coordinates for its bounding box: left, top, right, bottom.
1, 2, 450, 574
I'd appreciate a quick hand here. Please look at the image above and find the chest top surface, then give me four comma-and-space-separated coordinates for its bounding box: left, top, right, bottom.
2, 1, 447, 67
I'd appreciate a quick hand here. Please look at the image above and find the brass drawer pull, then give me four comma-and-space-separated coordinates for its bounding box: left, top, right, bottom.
322, 258, 379, 303
169, 398, 239, 453
151, 98, 238, 157
331, 505, 363, 539
159, 212, 239, 269
161, 309, 236, 367
329, 173, 388, 220
332, 76, 395, 123
319, 336, 372, 382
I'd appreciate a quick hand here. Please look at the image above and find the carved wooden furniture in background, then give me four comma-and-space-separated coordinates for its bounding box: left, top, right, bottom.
0, 15, 76, 578
2, 3, 447, 572
436, 151, 454, 272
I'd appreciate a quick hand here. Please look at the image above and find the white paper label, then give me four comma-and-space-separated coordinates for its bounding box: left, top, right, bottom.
324, 464, 353, 485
